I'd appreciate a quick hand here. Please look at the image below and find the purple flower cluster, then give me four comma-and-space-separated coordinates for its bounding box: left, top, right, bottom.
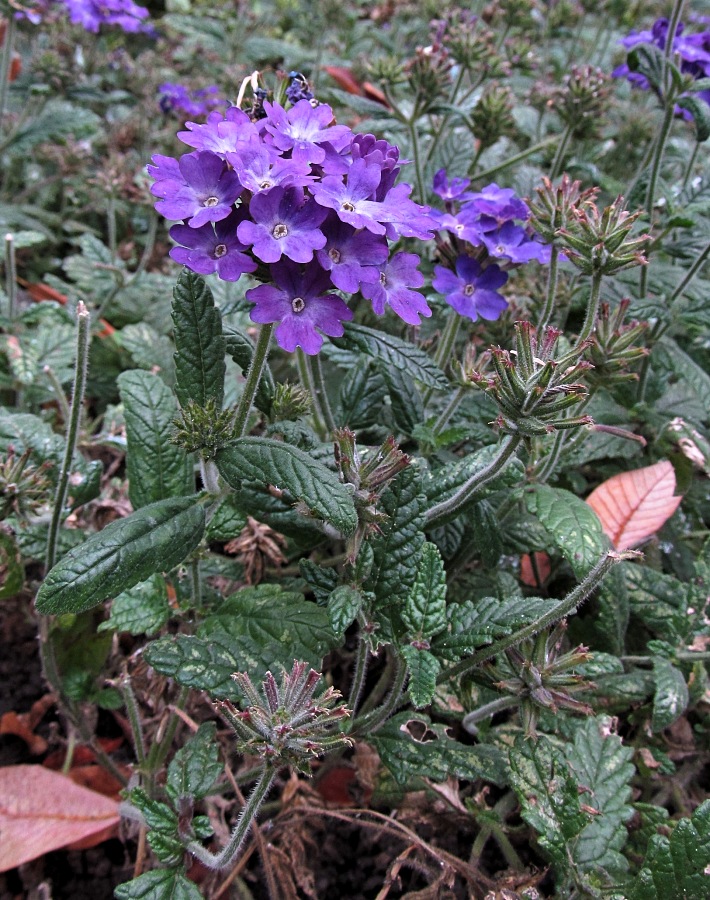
63, 0, 152, 33
613, 17, 710, 114
159, 84, 223, 119
149, 100, 435, 354
430, 170, 547, 322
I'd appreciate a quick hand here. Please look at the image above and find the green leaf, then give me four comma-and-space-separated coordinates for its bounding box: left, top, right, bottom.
379, 364, 423, 433
98, 574, 170, 636
525, 484, 609, 577
403, 542, 447, 640
0, 529, 23, 600
651, 658, 689, 732
365, 464, 427, 641
36, 496, 205, 615
299, 559, 339, 603
223, 325, 275, 414
171, 271, 226, 410
166, 723, 222, 803
509, 733, 591, 879
425, 445, 525, 525
401, 645, 440, 708
117, 323, 175, 384
654, 337, 710, 422
373, 711, 507, 787
676, 96, 710, 142
432, 595, 560, 661
216, 437, 357, 536
565, 717, 635, 877
327, 585, 362, 639
623, 563, 690, 642
114, 869, 203, 900
626, 801, 710, 900
118, 370, 194, 508
332, 323, 447, 389
337, 360, 388, 429
145, 585, 335, 697
205, 494, 248, 542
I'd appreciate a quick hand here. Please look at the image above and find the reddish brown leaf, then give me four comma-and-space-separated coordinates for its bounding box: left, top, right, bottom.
0, 765, 120, 872
519, 552, 552, 588
323, 65, 363, 96
586, 460, 682, 549
0, 711, 47, 755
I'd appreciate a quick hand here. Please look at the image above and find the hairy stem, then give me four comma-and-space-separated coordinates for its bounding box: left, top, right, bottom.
462, 696, 519, 735
549, 123, 573, 181
575, 269, 603, 347
348, 632, 370, 715
0, 15, 16, 141
537, 244, 560, 331
4, 232, 16, 320
296, 347, 326, 439
352, 655, 407, 735
231, 323, 273, 438
121, 677, 147, 768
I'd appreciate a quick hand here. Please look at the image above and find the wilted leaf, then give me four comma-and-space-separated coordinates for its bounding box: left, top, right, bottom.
0, 765, 120, 872
586, 460, 682, 549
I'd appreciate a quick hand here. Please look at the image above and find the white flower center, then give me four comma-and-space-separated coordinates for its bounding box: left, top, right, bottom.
379, 272, 387, 286
329, 248, 341, 264
463, 283, 474, 296
272, 223, 289, 239
291, 296, 306, 313
214, 243, 228, 258
204, 196, 220, 207
341, 201, 355, 212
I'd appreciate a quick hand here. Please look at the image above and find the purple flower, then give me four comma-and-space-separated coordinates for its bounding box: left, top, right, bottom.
379, 183, 437, 240
169, 212, 256, 281
177, 107, 259, 157
315, 217, 389, 293
461, 183, 529, 223
481, 222, 550, 264
147, 154, 182, 185
310, 160, 386, 233
226, 140, 314, 194
150, 151, 243, 228
361, 252, 431, 326
433, 256, 508, 321
264, 100, 351, 164
435, 206, 485, 244
237, 187, 327, 263
432, 168, 473, 202
64, 0, 152, 33
159, 83, 222, 119
247, 260, 353, 355
352, 133, 403, 196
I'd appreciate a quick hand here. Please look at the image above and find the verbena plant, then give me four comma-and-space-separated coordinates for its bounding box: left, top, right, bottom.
2, 0, 710, 897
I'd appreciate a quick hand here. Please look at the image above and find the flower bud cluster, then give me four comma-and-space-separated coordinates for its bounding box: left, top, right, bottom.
0, 445, 53, 520
488, 624, 595, 738
556, 196, 649, 275
470, 321, 593, 436
430, 173, 549, 324
218, 661, 351, 773
469, 81, 517, 150
556, 65, 611, 139
171, 398, 235, 458
586, 299, 649, 387
149, 85, 435, 356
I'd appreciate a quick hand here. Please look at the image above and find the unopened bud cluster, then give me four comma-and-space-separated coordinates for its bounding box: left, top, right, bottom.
0, 446, 53, 520
586, 300, 649, 387
218, 661, 351, 773
470, 321, 593, 436
557, 65, 611, 138
469, 81, 517, 150
172, 398, 235, 458
489, 625, 595, 738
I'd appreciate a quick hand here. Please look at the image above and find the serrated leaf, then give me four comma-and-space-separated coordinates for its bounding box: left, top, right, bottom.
365, 464, 427, 641
586, 461, 682, 550
626, 801, 710, 900
145, 585, 335, 697
98, 575, 170, 636
171, 271, 226, 410
379, 363, 423, 433
565, 717, 635, 877
118, 370, 194, 508
337, 360, 388, 429
205, 494, 248, 542
167, 723, 222, 803
115, 869, 203, 900
223, 325, 274, 414
401, 645, 440, 708
651, 658, 689, 732
425, 445, 525, 525
216, 437, 357, 536
299, 559, 339, 603
332, 323, 447, 389
654, 337, 710, 422
373, 711, 506, 787
526, 484, 609, 577
36, 496, 205, 615
510, 733, 591, 878
676, 95, 710, 142
117, 323, 175, 382
623, 562, 689, 642
403, 542, 447, 640
327, 585, 362, 638
433, 595, 560, 661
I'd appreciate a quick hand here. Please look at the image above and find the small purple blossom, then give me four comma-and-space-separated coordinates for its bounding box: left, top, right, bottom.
247, 261, 353, 355
237, 187, 327, 264
432, 168, 473, 202
64, 0, 152, 33
150, 151, 242, 228
481, 222, 550, 264
226, 141, 314, 194
177, 107, 259, 158
264, 100, 351, 164
433, 256, 508, 322
461, 183, 529, 223
310, 160, 385, 233
361, 252, 431, 326
169, 212, 256, 281
159, 83, 222, 118
315, 217, 389, 293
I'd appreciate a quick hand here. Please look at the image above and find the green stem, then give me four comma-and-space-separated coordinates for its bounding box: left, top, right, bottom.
46, 303, 91, 572
681, 141, 700, 192
121, 677, 147, 768
426, 434, 522, 526
537, 244, 560, 331
432, 384, 467, 436
187, 766, 277, 870
640, 99, 677, 298
133, 211, 158, 277
423, 67, 466, 171
296, 348, 326, 439
190, 559, 202, 608
439, 551, 618, 684
42, 365, 72, 425
669, 236, 710, 305
0, 15, 16, 142
348, 632, 369, 715
407, 114, 427, 203
107, 193, 117, 262
312, 352, 337, 434
473, 136, 558, 184
145, 685, 189, 775
423, 311, 461, 408
575, 269, 603, 347
351, 656, 407, 735
4, 232, 16, 320
549, 123, 573, 180
462, 696, 518, 735
231, 323, 273, 438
